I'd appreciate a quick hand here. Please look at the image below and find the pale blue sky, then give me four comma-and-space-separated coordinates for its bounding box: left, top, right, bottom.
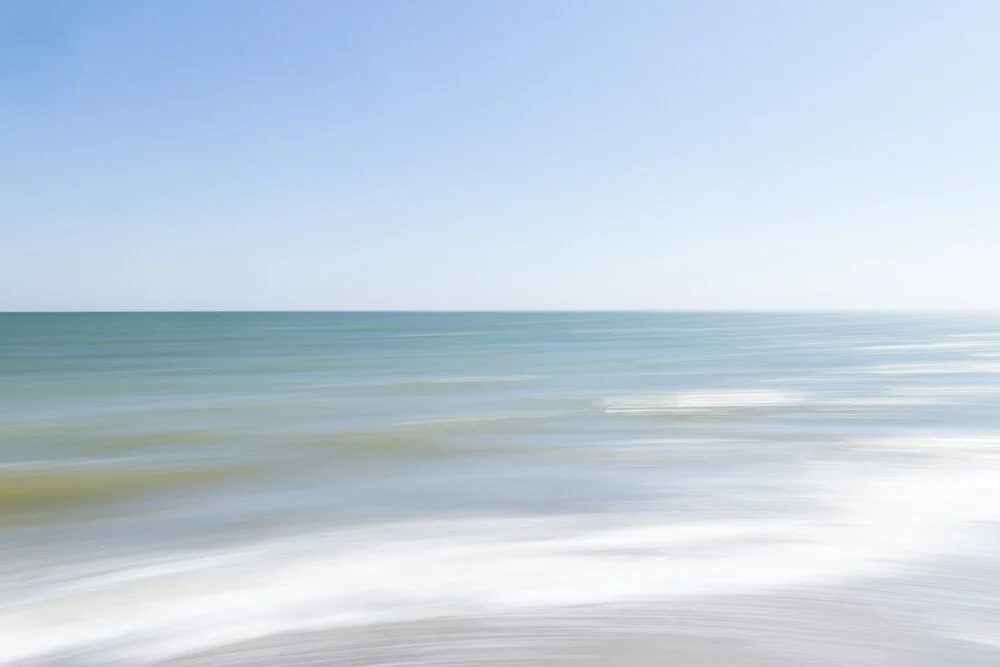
3, 0, 999, 311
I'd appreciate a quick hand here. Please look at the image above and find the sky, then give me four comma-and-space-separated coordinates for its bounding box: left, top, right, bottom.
2, 0, 1000, 311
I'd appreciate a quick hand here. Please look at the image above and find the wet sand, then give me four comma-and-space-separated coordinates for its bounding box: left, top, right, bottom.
161, 592, 997, 667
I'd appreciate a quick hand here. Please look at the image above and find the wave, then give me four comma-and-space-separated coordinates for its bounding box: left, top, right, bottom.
866, 433, 1000, 455
394, 331, 498, 338
357, 375, 539, 393
601, 390, 807, 415
895, 386, 1000, 397
855, 342, 995, 351
0, 458, 246, 527
869, 363, 1000, 375
823, 396, 944, 408
428, 376, 539, 384
4, 455, 998, 665
401, 412, 557, 427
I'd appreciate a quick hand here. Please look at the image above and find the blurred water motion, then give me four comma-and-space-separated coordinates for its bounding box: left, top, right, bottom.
4, 312, 1000, 666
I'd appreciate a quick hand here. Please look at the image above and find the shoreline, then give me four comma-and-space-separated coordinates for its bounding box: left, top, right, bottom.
159, 592, 994, 667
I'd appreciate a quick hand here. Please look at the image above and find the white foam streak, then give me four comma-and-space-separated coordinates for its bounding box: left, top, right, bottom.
4, 456, 1000, 665
868, 433, 1000, 454
856, 342, 994, 351
602, 390, 806, 415
870, 362, 1000, 375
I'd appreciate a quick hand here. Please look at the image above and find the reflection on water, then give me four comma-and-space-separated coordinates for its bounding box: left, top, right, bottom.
4, 312, 1000, 665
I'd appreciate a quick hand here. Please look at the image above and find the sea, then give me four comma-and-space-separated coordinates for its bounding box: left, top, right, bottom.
3, 311, 1000, 666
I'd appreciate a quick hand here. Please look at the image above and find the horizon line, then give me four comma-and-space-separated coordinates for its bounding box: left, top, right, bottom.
3, 308, 997, 315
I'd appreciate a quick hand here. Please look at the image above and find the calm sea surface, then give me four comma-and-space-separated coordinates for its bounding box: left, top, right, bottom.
4, 312, 1000, 666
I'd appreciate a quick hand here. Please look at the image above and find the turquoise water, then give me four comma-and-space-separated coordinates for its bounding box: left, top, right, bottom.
4, 312, 1000, 665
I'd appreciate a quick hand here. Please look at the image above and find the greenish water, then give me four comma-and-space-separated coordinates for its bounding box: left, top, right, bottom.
4, 312, 1000, 666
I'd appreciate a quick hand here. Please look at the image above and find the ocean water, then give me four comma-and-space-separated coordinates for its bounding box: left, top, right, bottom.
4, 312, 1000, 666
